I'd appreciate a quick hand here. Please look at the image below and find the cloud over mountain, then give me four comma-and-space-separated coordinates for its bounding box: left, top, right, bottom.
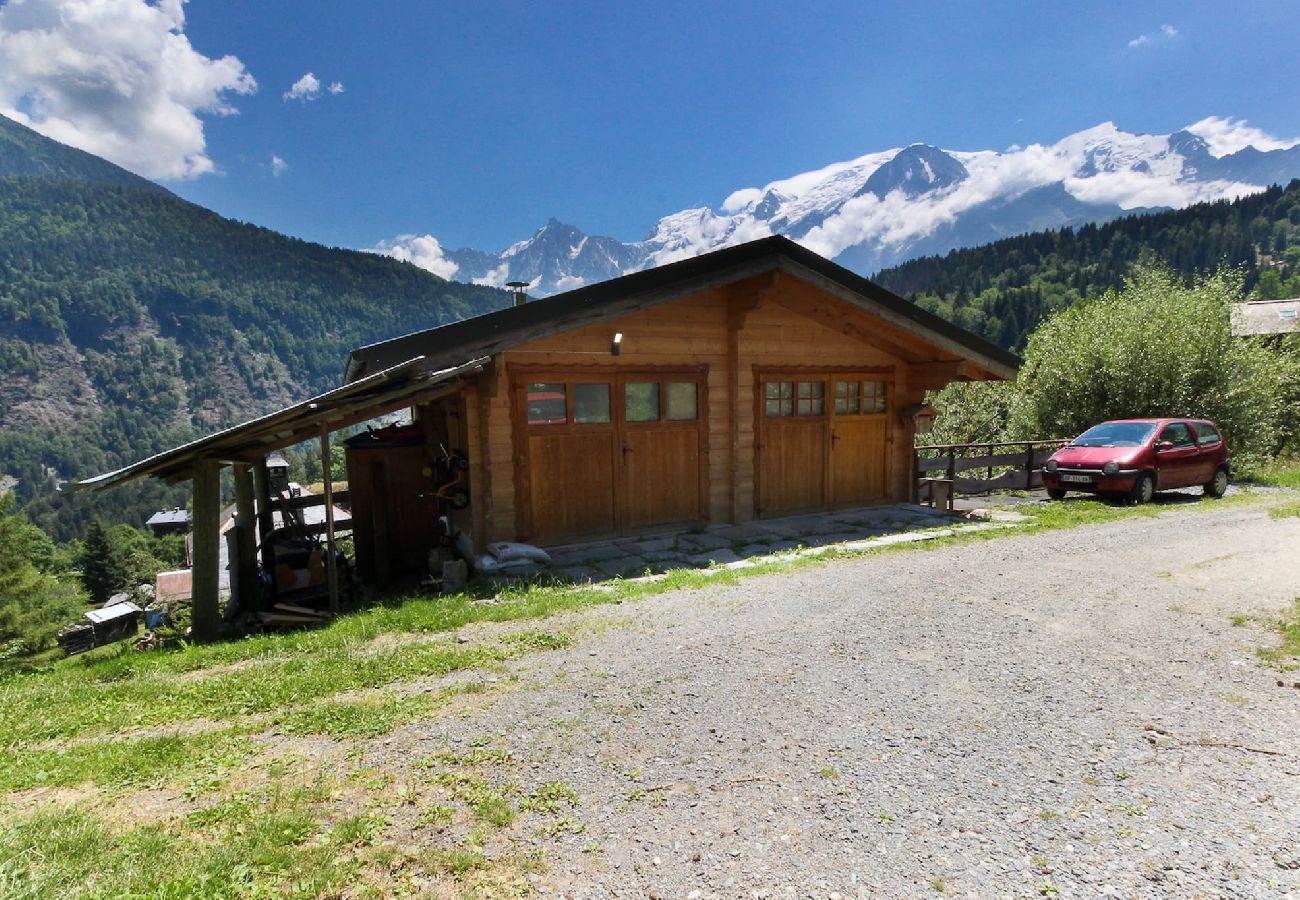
376, 119, 1300, 296
0, 0, 255, 180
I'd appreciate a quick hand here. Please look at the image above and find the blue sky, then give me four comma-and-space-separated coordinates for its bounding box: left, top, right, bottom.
2, 0, 1298, 253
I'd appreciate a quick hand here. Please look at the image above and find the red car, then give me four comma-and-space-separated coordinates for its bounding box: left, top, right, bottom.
1042, 418, 1230, 504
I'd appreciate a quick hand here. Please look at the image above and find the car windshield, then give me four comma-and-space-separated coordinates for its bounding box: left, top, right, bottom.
1070, 422, 1157, 448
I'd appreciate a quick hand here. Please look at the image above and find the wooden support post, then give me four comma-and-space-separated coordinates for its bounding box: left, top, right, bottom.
191, 459, 221, 642
232, 464, 260, 610
252, 459, 273, 548
321, 426, 340, 614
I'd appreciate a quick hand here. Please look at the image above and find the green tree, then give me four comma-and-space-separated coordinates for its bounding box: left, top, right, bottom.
79, 519, 126, 604
0, 495, 85, 655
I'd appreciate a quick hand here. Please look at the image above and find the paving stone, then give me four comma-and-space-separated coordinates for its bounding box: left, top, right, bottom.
738, 543, 776, 558
641, 550, 686, 563
686, 548, 742, 567
627, 537, 679, 554
705, 524, 777, 542
799, 532, 862, 547
677, 532, 733, 551
548, 544, 629, 565
594, 556, 652, 578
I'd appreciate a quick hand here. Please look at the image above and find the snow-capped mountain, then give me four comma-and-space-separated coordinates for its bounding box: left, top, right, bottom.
374, 118, 1300, 296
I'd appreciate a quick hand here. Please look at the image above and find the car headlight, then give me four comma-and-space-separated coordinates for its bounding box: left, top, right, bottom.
1045, 459, 1058, 473
1102, 461, 1119, 475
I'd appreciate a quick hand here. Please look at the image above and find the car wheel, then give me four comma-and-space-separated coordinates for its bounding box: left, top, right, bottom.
1130, 472, 1155, 505
1046, 488, 1066, 500
1203, 467, 1229, 498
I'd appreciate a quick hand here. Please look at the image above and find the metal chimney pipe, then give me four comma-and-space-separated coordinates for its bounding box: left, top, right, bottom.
506, 281, 529, 307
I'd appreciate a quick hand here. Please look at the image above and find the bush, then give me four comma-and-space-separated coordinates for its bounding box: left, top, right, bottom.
929, 267, 1294, 472
0, 495, 86, 654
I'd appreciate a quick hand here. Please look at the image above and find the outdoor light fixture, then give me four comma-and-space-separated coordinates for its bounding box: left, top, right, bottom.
611, 332, 623, 356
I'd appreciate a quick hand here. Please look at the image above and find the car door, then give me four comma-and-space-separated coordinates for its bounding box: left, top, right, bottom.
1191, 421, 1224, 484
1154, 421, 1199, 488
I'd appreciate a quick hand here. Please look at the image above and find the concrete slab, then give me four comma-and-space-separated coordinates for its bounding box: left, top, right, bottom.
705, 524, 779, 542
625, 537, 679, 554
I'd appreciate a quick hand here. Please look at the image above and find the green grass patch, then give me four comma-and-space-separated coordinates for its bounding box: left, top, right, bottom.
1257, 599, 1300, 670
1269, 499, 1300, 520
519, 780, 579, 814
0, 730, 251, 794
1245, 458, 1300, 489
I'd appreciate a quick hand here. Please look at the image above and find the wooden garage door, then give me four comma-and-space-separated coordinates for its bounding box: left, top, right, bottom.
758, 374, 890, 516
517, 373, 706, 543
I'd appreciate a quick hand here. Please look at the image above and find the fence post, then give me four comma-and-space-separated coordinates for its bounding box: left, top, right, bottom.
1025, 441, 1035, 490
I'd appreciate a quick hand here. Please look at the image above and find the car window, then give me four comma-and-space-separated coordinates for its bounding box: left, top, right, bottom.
1071, 422, 1157, 447
1192, 422, 1222, 446
1159, 423, 1195, 448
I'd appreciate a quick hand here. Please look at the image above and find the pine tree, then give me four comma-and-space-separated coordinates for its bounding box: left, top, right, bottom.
80, 519, 123, 604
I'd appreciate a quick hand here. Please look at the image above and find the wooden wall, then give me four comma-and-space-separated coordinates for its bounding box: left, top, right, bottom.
466, 272, 963, 543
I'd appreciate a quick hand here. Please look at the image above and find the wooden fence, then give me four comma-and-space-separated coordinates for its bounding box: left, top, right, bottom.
915, 438, 1069, 498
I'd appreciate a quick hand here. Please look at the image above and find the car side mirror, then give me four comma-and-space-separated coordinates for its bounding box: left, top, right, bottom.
1156, 440, 1174, 451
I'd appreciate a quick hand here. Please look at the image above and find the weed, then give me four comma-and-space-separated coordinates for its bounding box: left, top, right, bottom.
816, 766, 840, 780
876, 811, 895, 824
1037, 809, 1060, 822
1256, 599, 1300, 669
417, 803, 456, 827
1112, 769, 1133, 781
520, 781, 580, 814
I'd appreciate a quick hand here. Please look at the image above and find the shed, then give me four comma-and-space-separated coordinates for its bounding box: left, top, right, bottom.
1231, 298, 1300, 336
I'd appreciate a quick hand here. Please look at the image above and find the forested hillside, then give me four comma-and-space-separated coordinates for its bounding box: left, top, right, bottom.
0, 116, 508, 539
874, 180, 1300, 351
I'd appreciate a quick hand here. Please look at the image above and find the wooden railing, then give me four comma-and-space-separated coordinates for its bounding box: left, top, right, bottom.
915, 438, 1070, 498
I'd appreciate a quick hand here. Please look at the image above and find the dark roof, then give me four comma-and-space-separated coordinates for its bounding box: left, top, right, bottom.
72, 356, 488, 491
345, 235, 1021, 383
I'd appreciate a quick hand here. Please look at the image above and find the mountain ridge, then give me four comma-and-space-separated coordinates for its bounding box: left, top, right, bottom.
384, 121, 1300, 296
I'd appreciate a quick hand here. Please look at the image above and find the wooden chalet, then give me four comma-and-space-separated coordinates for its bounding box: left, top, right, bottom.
72, 236, 1018, 639
344, 236, 1018, 557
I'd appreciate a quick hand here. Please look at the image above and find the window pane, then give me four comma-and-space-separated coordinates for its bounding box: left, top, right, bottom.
797, 381, 824, 416
625, 382, 660, 422
572, 383, 611, 424
526, 383, 566, 425
835, 380, 854, 399
765, 399, 784, 417
666, 382, 698, 421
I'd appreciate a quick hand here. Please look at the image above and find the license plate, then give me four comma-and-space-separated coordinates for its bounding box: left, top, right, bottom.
1060, 473, 1092, 484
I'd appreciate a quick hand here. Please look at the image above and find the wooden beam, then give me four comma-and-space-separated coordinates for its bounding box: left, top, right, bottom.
252, 458, 273, 549
190, 459, 222, 641
909, 360, 977, 391
320, 427, 340, 614
767, 283, 925, 364
231, 465, 260, 612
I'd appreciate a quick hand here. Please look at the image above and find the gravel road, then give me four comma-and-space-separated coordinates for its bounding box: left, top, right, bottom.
385, 499, 1300, 897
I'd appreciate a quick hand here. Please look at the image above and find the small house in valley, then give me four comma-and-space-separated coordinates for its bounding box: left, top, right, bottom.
73, 236, 1019, 637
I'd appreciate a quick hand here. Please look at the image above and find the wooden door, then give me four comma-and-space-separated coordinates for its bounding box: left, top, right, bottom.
758, 379, 828, 515
522, 379, 617, 543
829, 377, 890, 505
621, 379, 704, 531
517, 373, 705, 542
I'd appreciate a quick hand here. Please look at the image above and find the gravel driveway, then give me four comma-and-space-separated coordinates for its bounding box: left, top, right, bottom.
385, 500, 1300, 897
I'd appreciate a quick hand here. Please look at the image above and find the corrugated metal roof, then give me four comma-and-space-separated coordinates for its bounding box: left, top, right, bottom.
1231, 298, 1300, 336
85, 601, 142, 624
71, 356, 489, 491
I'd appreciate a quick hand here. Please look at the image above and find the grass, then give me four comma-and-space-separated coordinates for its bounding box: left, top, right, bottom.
1246, 458, 1300, 489
1256, 599, 1300, 670
0, 485, 1293, 894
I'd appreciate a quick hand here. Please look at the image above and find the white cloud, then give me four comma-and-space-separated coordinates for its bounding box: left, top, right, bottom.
283, 71, 344, 102
371, 234, 460, 280
283, 71, 320, 101
270, 154, 287, 176
0, 0, 256, 180
1127, 23, 1178, 49
1184, 115, 1300, 157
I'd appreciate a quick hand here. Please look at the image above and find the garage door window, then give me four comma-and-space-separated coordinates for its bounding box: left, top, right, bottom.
765, 381, 794, 417
572, 383, 611, 424
835, 379, 887, 415
666, 382, 698, 421
625, 382, 660, 422
796, 381, 825, 416
526, 383, 567, 425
